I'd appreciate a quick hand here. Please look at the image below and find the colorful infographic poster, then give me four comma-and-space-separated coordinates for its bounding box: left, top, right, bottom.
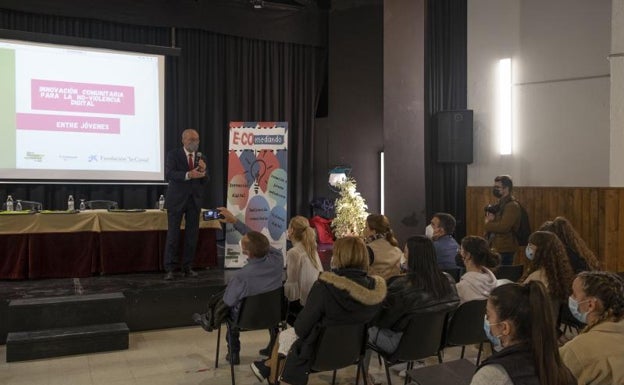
225, 122, 288, 268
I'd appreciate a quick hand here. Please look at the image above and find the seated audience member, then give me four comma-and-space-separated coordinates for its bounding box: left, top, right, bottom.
250, 236, 387, 385
456, 236, 500, 303
539, 216, 600, 274
430, 212, 461, 270
365, 214, 403, 280
471, 281, 576, 385
284, 216, 323, 323
218, 207, 283, 365
560, 271, 624, 385
521, 231, 574, 304
364, 235, 459, 383
257, 216, 324, 357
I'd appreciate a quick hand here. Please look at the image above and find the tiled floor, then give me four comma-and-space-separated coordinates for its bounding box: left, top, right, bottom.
0, 326, 485, 385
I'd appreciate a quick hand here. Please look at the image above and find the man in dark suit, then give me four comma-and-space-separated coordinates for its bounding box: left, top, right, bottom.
163, 128, 208, 280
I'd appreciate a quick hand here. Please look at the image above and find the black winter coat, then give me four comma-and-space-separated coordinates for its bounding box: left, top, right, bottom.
374, 272, 459, 332
293, 268, 387, 360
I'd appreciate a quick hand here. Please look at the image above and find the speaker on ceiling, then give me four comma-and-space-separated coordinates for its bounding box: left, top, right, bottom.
435, 110, 473, 164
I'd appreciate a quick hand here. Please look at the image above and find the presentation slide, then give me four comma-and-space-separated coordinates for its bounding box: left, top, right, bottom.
0, 37, 165, 181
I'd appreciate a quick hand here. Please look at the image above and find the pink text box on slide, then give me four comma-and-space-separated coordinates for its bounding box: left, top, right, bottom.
16, 113, 121, 134
31, 79, 135, 115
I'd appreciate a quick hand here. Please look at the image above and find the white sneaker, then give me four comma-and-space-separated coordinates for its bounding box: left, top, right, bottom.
390, 362, 407, 373
397, 361, 425, 378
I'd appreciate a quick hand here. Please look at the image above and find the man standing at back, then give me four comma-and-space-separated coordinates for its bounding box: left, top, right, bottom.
484, 175, 521, 265
163, 128, 208, 280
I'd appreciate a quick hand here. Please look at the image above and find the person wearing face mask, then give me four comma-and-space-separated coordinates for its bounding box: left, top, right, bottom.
163, 128, 209, 280
520, 231, 574, 307
484, 175, 521, 265
559, 271, 624, 384
428, 212, 460, 270
456, 236, 500, 303
472, 281, 576, 385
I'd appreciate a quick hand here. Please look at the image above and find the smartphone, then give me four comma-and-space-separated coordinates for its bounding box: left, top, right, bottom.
203, 209, 223, 220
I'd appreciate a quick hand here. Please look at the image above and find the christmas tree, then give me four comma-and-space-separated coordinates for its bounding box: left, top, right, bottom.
332, 177, 369, 238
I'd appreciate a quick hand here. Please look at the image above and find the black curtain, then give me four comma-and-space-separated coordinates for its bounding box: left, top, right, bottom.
425, 0, 468, 239
0, 9, 325, 215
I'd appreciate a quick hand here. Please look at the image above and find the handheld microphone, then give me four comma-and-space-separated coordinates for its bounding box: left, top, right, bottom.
195, 152, 202, 166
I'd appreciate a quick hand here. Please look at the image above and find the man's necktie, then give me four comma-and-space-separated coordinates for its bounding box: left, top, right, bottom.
188, 153, 194, 171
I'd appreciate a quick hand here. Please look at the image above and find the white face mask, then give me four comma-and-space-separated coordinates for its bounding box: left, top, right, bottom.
425, 224, 434, 239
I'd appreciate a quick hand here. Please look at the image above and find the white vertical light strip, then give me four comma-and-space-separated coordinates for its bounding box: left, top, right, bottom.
497, 58, 512, 155
380, 151, 385, 215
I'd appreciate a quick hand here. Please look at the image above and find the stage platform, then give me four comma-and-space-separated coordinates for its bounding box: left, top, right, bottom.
0, 269, 233, 346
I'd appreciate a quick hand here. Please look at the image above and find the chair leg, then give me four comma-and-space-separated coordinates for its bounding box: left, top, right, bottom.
437, 350, 443, 363
476, 342, 484, 366
377, 352, 382, 366
331, 369, 337, 385
384, 359, 393, 385
227, 324, 236, 385
355, 361, 362, 385
460, 345, 466, 358
215, 324, 221, 368
404, 361, 412, 385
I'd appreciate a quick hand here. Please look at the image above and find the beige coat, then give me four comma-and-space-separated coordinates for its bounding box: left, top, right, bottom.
367, 238, 402, 280
559, 319, 624, 385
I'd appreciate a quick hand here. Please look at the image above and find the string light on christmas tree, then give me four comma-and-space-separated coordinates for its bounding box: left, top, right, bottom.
331, 177, 369, 238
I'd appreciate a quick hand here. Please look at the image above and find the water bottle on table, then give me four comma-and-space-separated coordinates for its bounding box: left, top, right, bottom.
67, 195, 75, 211
16, 200, 22, 211
158, 195, 165, 210
6, 195, 14, 211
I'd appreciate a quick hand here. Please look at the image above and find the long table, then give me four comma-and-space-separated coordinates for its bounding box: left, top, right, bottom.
0, 210, 221, 279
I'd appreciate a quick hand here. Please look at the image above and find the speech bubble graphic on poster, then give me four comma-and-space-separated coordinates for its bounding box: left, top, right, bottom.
245, 195, 270, 232
267, 168, 288, 207
268, 205, 287, 241
227, 174, 250, 210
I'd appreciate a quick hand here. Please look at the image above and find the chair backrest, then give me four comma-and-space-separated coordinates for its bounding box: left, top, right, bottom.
236, 287, 284, 330
443, 299, 487, 347
310, 323, 367, 372
86, 200, 119, 210
442, 268, 462, 283
387, 310, 449, 362
494, 264, 524, 282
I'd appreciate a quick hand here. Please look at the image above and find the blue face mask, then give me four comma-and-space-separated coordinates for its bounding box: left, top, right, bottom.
525, 246, 535, 260
483, 316, 502, 347
568, 296, 590, 324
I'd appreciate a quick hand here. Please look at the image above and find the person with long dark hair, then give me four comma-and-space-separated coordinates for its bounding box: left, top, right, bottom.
560, 271, 624, 384
539, 216, 600, 273
521, 231, 574, 303
471, 281, 576, 385
457, 236, 500, 303
363, 235, 459, 383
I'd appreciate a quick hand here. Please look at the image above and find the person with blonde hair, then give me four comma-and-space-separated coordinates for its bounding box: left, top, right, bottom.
539, 216, 600, 273
251, 236, 386, 385
560, 271, 624, 384
284, 216, 323, 320
365, 214, 402, 280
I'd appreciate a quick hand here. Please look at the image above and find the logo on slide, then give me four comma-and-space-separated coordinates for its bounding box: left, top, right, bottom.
88, 155, 98, 162
24, 152, 44, 162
